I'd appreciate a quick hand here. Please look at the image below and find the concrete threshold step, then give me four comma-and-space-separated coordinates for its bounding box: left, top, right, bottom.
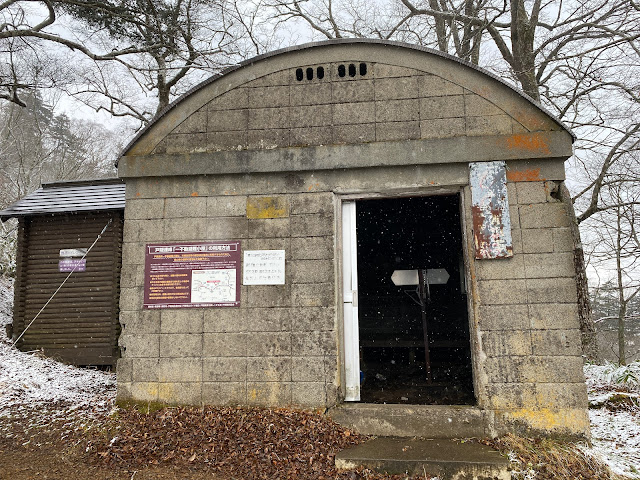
329, 403, 489, 437
335, 437, 510, 480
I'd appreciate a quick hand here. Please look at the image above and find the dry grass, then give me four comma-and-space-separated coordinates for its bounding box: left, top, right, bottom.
489, 434, 614, 480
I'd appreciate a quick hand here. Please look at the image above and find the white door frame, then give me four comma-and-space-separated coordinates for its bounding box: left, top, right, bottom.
340, 189, 470, 403
341, 201, 360, 401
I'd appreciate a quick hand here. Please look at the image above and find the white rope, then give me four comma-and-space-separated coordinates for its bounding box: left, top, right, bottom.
11, 218, 113, 347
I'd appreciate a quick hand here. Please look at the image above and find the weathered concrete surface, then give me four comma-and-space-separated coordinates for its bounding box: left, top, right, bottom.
465, 178, 590, 439
328, 404, 490, 438
335, 437, 509, 480
116, 174, 589, 436
117, 189, 339, 408
118, 132, 572, 178
123, 40, 569, 157
116, 40, 588, 440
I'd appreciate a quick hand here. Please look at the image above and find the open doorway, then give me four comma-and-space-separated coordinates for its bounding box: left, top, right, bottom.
354, 194, 474, 405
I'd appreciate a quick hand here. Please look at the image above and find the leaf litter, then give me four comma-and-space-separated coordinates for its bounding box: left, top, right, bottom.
1, 279, 639, 478
87, 405, 429, 479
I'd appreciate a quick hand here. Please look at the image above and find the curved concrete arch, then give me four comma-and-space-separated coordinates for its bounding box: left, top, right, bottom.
122, 39, 572, 159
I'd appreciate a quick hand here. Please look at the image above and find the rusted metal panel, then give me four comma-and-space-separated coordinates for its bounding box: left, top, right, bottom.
469, 161, 513, 259
13, 211, 123, 365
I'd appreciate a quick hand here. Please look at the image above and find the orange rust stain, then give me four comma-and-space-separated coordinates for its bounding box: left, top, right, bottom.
136, 192, 141, 197
471, 205, 486, 249
191, 192, 199, 196
505, 133, 551, 155
506, 168, 545, 182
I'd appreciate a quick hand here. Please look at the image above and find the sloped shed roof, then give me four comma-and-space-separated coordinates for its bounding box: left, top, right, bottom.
0, 179, 125, 221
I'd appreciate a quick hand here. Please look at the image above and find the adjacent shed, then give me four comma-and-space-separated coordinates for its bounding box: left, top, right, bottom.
116, 39, 589, 439
0, 179, 125, 366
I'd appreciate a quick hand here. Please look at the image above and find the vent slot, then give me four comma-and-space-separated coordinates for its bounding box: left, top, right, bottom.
296, 63, 368, 81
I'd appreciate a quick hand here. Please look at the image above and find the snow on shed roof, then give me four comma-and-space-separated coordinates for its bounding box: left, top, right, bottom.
0, 178, 125, 221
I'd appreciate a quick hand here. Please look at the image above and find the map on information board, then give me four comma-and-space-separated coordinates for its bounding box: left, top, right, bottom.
191, 269, 237, 303
143, 241, 241, 309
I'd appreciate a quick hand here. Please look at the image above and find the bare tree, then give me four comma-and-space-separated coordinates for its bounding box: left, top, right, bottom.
59, 0, 250, 123
0, 0, 156, 107
1, 0, 252, 124
0, 91, 117, 208
587, 165, 640, 364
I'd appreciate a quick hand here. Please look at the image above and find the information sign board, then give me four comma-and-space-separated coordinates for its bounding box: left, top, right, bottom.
59, 259, 86, 272
243, 250, 285, 285
144, 241, 241, 309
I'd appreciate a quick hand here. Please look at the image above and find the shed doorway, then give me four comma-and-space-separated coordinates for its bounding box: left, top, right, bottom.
342, 195, 474, 405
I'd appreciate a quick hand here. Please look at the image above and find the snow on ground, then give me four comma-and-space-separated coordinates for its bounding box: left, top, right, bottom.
584, 362, 640, 478
0, 279, 116, 435
1, 278, 639, 475
0, 341, 116, 415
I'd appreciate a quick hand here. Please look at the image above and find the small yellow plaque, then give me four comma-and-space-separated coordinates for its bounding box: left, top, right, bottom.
246, 196, 289, 219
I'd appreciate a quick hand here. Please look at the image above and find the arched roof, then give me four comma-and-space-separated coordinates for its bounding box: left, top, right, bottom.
121, 38, 573, 161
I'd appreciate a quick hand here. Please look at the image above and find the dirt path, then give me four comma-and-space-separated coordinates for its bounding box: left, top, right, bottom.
0, 447, 224, 480
0, 405, 424, 480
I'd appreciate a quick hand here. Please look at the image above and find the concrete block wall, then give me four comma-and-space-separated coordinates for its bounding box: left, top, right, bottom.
117, 168, 589, 438
469, 179, 590, 437
118, 184, 339, 407
151, 62, 536, 156
117, 41, 587, 437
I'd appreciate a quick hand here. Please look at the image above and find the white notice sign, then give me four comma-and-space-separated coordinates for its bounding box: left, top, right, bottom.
243, 250, 285, 285
59, 248, 88, 258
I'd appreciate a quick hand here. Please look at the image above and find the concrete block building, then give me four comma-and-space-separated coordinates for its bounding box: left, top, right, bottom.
116, 39, 589, 438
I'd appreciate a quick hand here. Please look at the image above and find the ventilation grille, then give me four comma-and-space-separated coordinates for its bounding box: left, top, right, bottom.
295, 63, 368, 81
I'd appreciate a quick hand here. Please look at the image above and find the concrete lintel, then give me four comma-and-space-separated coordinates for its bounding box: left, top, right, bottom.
119, 131, 572, 179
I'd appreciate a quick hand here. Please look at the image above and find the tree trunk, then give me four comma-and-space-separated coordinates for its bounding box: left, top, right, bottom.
616, 208, 626, 365
156, 56, 170, 115
157, 86, 170, 115
560, 183, 600, 362
618, 304, 626, 365
509, 0, 540, 102
429, 0, 449, 53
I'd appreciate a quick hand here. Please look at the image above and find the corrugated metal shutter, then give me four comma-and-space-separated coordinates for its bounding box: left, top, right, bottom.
13, 211, 123, 365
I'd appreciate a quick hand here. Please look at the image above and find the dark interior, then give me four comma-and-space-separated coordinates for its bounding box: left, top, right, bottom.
356, 194, 475, 405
